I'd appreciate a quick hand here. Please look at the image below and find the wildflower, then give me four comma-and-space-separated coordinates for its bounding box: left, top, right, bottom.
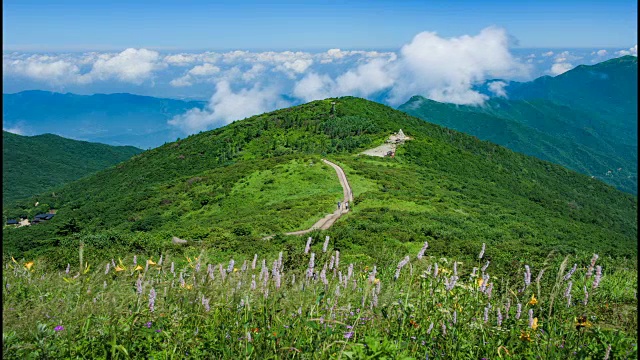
115, 265, 125, 272
441, 322, 447, 336
476, 278, 484, 287
471, 267, 478, 277
453, 261, 458, 276
158, 255, 163, 266
335, 250, 340, 269
136, 277, 143, 295
134, 265, 143, 271
54, 325, 64, 332
347, 263, 353, 280
520, 332, 531, 342
149, 288, 156, 312
170, 262, 175, 275
485, 282, 493, 298
394, 256, 410, 281
563, 264, 577, 281
417, 241, 429, 260
329, 255, 335, 270
453, 310, 457, 325
528, 309, 534, 328
195, 262, 201, 272
227, 259, 235, 273
323, 236, 330, 252
524, 265, 531, 288
603, 344, 611, 360
478, 243, 485, 259
105, 263, 110, 274
133, 255, 137, 266
111, 259, 116, 268
335, 284, 340, 297
516, 303, 522, 319
304, 237, 312, 254
483, 306, 489, 323
202, 296, 210, 312
575, 316, 592, 329
531, 317, 539, 330
583, 285, 589, 306
427, 322, 434, 334
586, 254, 599, 278
368, 265, 377, 283
434, 263, 439, 278
306, 253, 315, 278
528, 294, 538, 306
497, 308, 503, 326
344, 331, 354, 340
65, 264, 70, 274
24, 261, 34, 271
564, 281, 573, 299
251, 255, 258, 270
481, 261, 490, 273
592, 266, 602, 289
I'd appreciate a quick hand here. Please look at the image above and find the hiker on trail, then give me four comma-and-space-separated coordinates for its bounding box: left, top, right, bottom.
338, 201, 341, 209
345, 202, 349, 210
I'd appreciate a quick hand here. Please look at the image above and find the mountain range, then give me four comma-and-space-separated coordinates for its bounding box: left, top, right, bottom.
2, 131, 142, 205
2, 91, 206, 149
3, 97, 636, 272
400, 55, 637, 194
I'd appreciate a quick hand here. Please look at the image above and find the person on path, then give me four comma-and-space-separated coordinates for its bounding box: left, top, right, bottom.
338, 201, 341, 209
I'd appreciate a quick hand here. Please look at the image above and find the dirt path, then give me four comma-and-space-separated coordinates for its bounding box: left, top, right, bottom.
262, 159, 353, 239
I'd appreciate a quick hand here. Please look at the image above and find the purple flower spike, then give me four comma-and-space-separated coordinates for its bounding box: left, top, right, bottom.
54, 325, 64, 332
145, 321, 152, 328
344, 331, 354, 339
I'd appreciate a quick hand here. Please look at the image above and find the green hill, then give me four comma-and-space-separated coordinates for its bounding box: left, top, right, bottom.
3, 97, 636, 274
2, 131, 142, 205
399, 56, 637, 194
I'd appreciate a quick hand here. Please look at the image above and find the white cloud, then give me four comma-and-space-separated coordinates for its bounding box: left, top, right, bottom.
88, 48, 166, 84
3, 125, 25, 135
169, 75, 193, 87
2, 54, 87, 84
385, 26, 528, 105
550, 62, 573, 75
293, 26, 528, 106
616, 44, 637, 56
596, 49, 608, 56
188, 63, 221, 76
487, 81, 508, 97
542, 51, 554, 57
164, 53, 199, 66
168, 80, 290, 133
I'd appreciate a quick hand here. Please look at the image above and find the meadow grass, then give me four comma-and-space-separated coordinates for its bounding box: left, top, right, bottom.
3, 241, 637, 359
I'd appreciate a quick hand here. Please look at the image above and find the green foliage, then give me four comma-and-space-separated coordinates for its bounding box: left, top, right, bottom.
3, 131, 142, 206
2, 97, 636, 276
399, 56, 638, 194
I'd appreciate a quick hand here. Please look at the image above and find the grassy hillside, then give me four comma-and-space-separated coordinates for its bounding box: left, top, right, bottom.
2, 91, 206, 148
3, 97, 636, 274
400, 56, 638, 194
3, 131, 142, 205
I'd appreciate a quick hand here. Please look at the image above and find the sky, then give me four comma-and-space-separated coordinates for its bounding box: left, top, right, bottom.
3, 0, 637, 50
2, 0, 638, 137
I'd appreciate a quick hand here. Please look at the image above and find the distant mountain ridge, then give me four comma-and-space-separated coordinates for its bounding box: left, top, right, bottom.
3, 131, 142, 205
2, 90, 206, 149
400, 55, 638, 194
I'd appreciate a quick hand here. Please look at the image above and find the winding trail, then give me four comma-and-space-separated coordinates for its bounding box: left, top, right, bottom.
262, 159, 353, 240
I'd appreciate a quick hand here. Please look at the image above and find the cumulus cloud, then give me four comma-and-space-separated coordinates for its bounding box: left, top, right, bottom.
550, 62, 573, 75
595, 49, 608, 56
487, 81, 508, 97
542, 51, 554, 57
188, 63, 221, 76
168, 80, 290, 133
88, 48, 166, 84
616, 44, 638, 56
164, 53, 199, 66
293, 26, 528, 106
3, 54, 87, 84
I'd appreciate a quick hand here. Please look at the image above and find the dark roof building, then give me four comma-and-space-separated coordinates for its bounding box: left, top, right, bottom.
6, 219, 18, 225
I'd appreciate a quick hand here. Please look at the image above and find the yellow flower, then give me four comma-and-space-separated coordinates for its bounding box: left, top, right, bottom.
477, 278, 484, 286
115, 265, 125, 272
134, 265, 143, 271
454, 303, 463, 312
520, 331, 531, 342
147, 259, 156, 266
181, 283, 193, 290
528, 294, 538, 306
532, 317, 540, 330
186, 256, 192, 263
374, 278, 380, 284
233, 267, 239, 272
575, 316, 592, 330
24, 261, 34, 270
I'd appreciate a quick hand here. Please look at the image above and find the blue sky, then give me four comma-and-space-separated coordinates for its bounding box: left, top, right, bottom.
3, 0, 637, 50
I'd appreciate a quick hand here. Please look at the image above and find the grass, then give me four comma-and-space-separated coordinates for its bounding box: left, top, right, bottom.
3, 240, 637, 359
